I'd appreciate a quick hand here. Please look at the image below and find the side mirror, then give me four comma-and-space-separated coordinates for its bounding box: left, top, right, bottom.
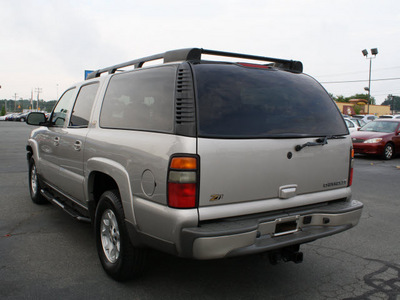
26, 112, 47, 126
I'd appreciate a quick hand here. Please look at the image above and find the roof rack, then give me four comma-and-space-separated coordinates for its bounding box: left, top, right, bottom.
86, 48, 303, 80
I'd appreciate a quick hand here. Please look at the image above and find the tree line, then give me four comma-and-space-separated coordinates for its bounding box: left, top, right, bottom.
331, 93, 376, 105
0, 99, 57, 115
381, 95, 400, 112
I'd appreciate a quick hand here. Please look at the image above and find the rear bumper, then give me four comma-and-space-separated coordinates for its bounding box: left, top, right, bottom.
180, 199, 363, 259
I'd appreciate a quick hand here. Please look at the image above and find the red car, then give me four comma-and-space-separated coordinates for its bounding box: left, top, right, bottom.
351, 119, 400, 160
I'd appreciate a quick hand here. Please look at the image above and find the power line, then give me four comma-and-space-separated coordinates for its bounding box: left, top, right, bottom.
321, 77, 400, 84
317, 66, 400, 78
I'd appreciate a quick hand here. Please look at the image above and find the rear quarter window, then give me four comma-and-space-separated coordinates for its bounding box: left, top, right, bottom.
194, 64, 348, 138
100, 66, 176, 133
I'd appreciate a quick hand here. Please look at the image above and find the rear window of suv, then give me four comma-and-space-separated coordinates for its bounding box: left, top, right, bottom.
194, 64, 347, 138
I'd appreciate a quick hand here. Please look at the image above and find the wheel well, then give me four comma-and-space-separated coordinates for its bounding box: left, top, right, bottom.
386, 142, 395, 148
26, 145, 33, 160
385, 142, 395, 153
88, 172, 119, 220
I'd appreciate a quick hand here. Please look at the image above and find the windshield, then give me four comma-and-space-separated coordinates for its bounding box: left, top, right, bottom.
360, 121, 399, 133
194, 64, 348, 138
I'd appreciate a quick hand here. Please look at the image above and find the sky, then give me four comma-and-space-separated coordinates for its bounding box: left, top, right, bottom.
1, 0, 400, 105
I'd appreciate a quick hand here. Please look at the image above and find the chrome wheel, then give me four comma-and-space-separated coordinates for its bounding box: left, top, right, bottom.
28, 158, 46, 204
95, 190, 147, 280
384, 144, 393, 160
30, 163, 38, 196
100, 209, 120, 264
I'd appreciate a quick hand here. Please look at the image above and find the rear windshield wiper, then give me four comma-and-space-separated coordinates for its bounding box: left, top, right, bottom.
295, 135, 345, 152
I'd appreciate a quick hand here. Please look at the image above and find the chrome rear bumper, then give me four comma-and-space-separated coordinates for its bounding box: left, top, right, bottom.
182, 200, 363, 259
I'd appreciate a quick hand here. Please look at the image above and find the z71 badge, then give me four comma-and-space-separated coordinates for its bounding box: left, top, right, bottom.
210, 194, 224, 201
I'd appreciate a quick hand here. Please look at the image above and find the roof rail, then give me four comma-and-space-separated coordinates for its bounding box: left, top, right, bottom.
86, 48, 303, 80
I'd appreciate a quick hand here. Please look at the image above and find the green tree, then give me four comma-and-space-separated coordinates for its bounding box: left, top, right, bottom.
381, 95, 400, 111
332, 93, 375, 105
1, 105, 5, 116
333, 95, 348, 103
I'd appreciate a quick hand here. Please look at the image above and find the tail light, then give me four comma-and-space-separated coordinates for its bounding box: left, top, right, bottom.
348, 148, 354, 187
168, 155, 199, 208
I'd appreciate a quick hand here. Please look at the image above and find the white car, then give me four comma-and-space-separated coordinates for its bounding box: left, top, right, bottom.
379, 115, 400, 119
0, 113, 15, 121
353, 114, 376, 123
350, 118, 366, 128
344, 118, 361, 133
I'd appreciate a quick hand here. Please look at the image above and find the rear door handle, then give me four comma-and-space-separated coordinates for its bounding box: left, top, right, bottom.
73, 140, 82, 151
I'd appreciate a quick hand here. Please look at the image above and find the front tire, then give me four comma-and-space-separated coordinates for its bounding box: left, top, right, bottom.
95, 190, 146, 281
383, 144, 394, 160
28, 157, 47, 204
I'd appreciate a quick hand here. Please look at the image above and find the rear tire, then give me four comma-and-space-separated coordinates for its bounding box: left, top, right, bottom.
383, 144, 394, 160
28, 158, 47, 204
95, 190, 146, 281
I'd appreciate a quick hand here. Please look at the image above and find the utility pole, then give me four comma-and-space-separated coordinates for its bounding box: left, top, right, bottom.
0, 85, 5, 114
14, 93, 18, 112
391, 94, 394, 115
35, 88, 42, 111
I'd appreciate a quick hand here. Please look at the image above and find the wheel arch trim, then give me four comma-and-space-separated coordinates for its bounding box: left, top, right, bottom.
26, 139, 40, 168
86, 157, 136, 225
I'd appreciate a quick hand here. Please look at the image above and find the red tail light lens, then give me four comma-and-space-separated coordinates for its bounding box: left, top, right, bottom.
348, 148, 354, 187
168, 155, 199, 209
168, 183, 196, 208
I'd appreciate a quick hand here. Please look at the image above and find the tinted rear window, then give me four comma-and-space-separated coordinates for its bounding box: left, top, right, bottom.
194, 64, 347, 138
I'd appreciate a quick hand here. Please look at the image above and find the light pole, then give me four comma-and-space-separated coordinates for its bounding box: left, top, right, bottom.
35, 87, 42, 111
362, 48, 378, 114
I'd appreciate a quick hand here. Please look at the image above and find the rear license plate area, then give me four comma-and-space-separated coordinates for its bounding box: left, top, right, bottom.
274, 220, 298, 236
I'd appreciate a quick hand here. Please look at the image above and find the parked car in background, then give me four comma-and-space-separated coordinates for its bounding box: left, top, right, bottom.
349, 118, 366, 128
14, 113, 30, 122
3, 113, 21, 121
344, 118, 360, 133
351, 119, 400, 160
379, 115, 400, 119
352, 114, 376, 123
4, 113, 17, 121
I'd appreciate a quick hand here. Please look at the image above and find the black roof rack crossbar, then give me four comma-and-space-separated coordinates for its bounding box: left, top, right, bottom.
86, 48, 302, 80
86, 52, 165, 79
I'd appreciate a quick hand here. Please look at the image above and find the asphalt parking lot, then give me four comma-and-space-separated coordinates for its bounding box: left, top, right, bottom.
1, 121, 399, 299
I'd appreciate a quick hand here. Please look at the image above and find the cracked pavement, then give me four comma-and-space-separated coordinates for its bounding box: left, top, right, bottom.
1, 122, 399, 299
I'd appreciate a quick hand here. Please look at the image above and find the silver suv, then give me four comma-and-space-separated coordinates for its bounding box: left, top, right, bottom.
26, 48, 363, 281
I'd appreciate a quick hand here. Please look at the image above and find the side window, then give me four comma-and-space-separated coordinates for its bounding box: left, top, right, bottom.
100, 66, 175, 133
345, 119, 354, 128
69, 83, 99, 127
51, 88, 76, 127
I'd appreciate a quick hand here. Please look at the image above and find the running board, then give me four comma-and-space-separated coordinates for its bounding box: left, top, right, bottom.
40, 189, 91, 223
